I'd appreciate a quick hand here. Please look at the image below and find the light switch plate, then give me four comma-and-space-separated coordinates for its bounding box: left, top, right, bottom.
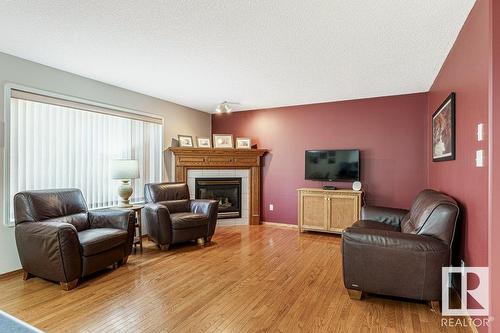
477, 123, 484, 141
476, 150, 484, 167
269, 204, 274, 211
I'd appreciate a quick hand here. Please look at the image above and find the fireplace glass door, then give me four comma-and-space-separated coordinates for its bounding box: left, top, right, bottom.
195, 178, 242, 219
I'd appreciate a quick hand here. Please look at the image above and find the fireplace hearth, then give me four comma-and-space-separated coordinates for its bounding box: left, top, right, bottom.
195, 178, 242, 219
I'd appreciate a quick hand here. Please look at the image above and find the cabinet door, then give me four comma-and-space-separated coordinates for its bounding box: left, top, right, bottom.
327, 195, 360, 232
300, 193, 327, 230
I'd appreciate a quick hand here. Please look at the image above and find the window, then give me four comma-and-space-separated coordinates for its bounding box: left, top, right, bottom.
6, 89, 163, 225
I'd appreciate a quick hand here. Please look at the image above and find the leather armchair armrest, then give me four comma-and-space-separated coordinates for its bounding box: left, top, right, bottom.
15, 221, 81, 282
190, 199, 219, 237
144, 202, 172, 245
89, 209, 136, 255
361, 206, 409, 227
190, 199, 218, 215
88, 209, 135, 231
343, 227, 448, 252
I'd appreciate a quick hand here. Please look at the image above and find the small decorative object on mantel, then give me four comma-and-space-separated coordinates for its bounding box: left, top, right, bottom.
178, 135, 194, 147
171, 138, 179, 147
213, 134, 233, 148
197, 137, 211, 148
236, 137, 251, 149
432, 92, 456, 162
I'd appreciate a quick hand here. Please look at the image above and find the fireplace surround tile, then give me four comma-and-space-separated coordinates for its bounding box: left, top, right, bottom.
188, 169, 203, 177
241, 178, 249, 194
202, 169, 220, 177
219, 169, 237, 177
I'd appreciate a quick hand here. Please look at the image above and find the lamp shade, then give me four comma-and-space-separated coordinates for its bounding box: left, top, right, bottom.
111, 159, 140, 180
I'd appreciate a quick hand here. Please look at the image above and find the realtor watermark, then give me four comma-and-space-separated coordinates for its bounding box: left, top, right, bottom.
442, 267, 489, 316
441, 317, 491, 328
441, 266, 491, 328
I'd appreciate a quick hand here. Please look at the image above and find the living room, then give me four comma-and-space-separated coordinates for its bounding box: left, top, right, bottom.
0, 1, 499, 332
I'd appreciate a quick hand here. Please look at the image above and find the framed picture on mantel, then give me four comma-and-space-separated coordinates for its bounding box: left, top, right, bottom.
178, 135, 194, 147
236, 137, 251, 149
432, 92, 456, 162
197, 137, 211, 148
213, 134, 233, 148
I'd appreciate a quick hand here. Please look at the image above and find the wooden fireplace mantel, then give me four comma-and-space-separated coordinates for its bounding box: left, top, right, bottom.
168, 147, 269, 225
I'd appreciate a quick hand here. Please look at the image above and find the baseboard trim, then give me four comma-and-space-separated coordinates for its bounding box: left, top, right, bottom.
0, 269, 22, 280
262, 221, 298, 229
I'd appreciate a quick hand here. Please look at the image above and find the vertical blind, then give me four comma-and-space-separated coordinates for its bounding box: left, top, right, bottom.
7, 95, 163, 224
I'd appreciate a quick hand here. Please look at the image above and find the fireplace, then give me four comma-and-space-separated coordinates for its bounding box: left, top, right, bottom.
169, 147, 268, 224
195, 178, 242, 219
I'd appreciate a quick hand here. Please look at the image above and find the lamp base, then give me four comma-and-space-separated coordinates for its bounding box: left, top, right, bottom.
117, 180, 133, 208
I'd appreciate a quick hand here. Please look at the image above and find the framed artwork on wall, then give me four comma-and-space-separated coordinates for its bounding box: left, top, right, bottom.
197, 137, 211, 148
178, 135, 194, 147
236, 137, 251, 149
432, 92, 456, 162
213, 134, 233, 148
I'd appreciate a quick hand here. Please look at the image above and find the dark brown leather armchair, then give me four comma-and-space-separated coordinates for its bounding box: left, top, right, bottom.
342, 189, 459, 306
14, 189, 135, 290
144, 182, 218, 250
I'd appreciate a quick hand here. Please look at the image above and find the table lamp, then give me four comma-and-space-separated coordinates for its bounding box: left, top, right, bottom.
111, 159, 140, 207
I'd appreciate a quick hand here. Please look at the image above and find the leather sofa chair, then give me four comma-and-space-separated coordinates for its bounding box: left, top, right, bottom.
342, 189, 459, 308
144, 182, 218, 250
14, 188, 135, 290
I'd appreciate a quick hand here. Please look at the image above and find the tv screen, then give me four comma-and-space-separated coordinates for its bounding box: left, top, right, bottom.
305, 149, 360, 182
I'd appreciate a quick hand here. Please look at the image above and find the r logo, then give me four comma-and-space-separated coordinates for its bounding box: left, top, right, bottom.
442, 267, 489, 316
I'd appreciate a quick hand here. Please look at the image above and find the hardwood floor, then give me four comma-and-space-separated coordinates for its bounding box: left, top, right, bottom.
0, 225, 471, 333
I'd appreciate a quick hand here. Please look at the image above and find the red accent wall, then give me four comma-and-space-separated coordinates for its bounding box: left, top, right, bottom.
426, 1, 489, 331
212, 93, 428, 224
427, 0, 489, 272
489, 0, 500, 331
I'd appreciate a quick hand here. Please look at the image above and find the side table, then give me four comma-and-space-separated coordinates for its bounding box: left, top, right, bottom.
113, 205, 144, 253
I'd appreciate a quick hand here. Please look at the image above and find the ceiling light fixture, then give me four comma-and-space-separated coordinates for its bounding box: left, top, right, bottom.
215, 101, 239, 114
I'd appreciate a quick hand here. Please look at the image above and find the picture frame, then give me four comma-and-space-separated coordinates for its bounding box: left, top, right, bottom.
236, 137, 251, 149
196, 137, 211, 148
432, 92, 456, 162
213, 134, 234, 148
177, 135, 194, 147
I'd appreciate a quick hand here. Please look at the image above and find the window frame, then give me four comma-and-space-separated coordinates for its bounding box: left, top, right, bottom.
3, 83, 164, 227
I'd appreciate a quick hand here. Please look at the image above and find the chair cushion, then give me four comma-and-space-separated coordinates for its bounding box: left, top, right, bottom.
163, 200, 190, 214
170, 212, 209, 230
78, 228, 128, 256
349, 220, 401, 232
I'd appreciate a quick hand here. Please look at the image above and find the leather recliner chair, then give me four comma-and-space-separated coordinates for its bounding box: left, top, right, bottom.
14, 188, 135, 290
342, 189, 459, 308
144, 182, 218, 250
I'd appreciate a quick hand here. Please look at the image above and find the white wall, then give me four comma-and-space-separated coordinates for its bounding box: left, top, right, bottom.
0, 52, 211, 274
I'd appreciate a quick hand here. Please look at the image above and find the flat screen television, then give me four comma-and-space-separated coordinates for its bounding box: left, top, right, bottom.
305, 149, 360, 182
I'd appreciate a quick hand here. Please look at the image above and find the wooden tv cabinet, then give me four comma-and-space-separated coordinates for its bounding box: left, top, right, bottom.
297, 188, 362, 234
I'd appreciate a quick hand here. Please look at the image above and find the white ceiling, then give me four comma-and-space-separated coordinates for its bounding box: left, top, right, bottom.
0, 1, 475, 113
